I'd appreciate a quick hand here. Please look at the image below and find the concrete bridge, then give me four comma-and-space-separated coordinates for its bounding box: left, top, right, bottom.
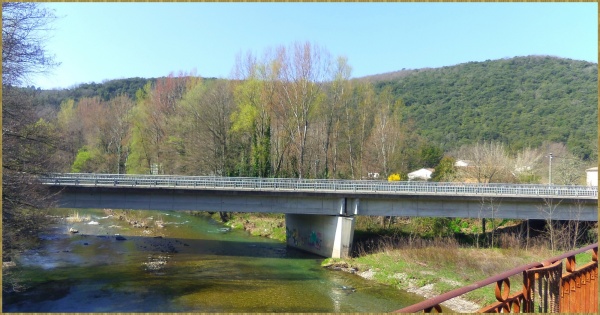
41, 173, 598, 258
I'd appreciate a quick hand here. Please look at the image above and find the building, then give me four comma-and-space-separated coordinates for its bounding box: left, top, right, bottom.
586, 167, 597, 186
408, 168, 434, 181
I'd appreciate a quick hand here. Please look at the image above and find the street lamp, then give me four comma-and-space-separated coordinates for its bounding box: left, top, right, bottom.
548, 153, 553, 185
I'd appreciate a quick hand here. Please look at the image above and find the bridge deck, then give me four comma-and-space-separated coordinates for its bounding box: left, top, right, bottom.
42, 174, 598, 221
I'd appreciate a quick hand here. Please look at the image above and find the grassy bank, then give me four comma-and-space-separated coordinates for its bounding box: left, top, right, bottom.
191, 212, 287, 242
322, 237, 595, 310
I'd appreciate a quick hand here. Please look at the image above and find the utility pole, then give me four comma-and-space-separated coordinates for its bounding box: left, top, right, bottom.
548, 153, 553, 185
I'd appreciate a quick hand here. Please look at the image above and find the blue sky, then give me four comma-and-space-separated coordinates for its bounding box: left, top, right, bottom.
31, 2, 597, 90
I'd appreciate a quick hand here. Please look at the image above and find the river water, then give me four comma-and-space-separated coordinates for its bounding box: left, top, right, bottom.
3, 208, 425, 312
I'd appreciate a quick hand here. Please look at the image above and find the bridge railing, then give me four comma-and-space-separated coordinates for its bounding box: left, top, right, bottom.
39, 173, 598, 199
394, 243, 598, 313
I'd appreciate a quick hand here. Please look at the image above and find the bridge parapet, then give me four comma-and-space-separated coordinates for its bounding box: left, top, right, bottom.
40, 173, 598, 199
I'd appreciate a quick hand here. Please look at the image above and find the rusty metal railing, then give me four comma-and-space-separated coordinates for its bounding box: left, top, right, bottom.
394, 243, 598, 313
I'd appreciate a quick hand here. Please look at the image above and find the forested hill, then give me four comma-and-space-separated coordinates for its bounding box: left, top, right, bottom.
32, 77, 154, 108
33, 76, 220, 108
366, 56, 598, 160
33, 56, 597, 160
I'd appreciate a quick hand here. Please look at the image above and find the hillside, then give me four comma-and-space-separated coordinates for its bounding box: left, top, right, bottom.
368, 56, 598, 160
33, 56, 598, 162
32, 77, 155, 108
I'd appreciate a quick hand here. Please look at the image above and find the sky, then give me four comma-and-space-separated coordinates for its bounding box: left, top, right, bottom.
29, 2, 598, 90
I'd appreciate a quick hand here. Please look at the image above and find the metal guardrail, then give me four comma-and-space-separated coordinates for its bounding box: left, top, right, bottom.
394, 243, 598, 313
39, 173, 598, 199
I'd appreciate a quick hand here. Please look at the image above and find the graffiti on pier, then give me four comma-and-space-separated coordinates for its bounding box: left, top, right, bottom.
286, 227, 302, 247
286, 227, 323, 250
308, 231, 322, 250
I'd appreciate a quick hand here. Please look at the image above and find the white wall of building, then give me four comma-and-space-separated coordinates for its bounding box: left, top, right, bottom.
586, 167, 598, 186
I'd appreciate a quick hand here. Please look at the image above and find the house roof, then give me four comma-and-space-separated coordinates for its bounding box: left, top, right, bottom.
408, 168, 434, 180
408, 168, 434, 174
586, 167, 598, 172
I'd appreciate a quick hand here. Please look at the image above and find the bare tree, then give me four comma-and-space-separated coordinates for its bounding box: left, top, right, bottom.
320, 56, 351, 178
368, 86, 404, 176
455, 141, 514, 183
2, 2, 59, 86
2, 87, 61, 262
513, 147, 544, 183
2, 2, 61, 265
537, 198, 564, 252
274, 41, 330, 178
104, 95, 135, 173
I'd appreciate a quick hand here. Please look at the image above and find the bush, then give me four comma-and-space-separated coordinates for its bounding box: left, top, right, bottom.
388, 173, 401, 181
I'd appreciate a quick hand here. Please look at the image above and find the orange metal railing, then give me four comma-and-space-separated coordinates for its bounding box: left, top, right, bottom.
394, 243, 598, 313
560, 246, 598, 313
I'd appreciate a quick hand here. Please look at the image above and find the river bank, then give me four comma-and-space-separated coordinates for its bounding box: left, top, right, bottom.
216, 212, 595, 312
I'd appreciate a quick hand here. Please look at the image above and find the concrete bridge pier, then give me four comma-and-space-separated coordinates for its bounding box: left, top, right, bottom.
285, 198, 357, 258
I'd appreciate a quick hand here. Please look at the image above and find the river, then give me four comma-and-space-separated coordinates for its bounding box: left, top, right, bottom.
3, 208, 425, 312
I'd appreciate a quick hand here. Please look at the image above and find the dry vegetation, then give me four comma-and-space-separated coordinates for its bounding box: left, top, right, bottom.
326, 227, 595, 311
65, 211, 91, 223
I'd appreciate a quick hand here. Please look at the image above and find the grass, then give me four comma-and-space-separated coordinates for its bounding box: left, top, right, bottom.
206, 212, 287, 242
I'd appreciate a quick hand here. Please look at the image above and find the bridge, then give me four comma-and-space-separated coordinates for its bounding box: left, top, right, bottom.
41, 173, 598, 258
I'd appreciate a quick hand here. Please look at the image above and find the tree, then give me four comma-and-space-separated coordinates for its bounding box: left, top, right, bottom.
368, 86, 405, 176
2, 2, 59, 86
274, 41, 330, 178
231, 54, 277, 177
345, 82, 375, 179
2, 2, 60, 264
127, 73, 197, 174
513, 146, 544, 183
454, 141, 514, 183
320, 56, 352, 178
104, 95, 135, 173
55, 98, 84, 169
431, 156, 456, 182
178, 79, 235, 175
2, 87, 61, 261
417, 144, 444, 168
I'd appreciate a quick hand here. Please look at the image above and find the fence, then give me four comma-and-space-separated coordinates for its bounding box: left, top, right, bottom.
394, 243, 598, 313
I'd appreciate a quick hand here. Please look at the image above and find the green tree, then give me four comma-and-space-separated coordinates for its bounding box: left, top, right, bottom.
177, 79, 235, 175
418, 144, 444, 168
431, 156, 456, 182
56, 98, 84, 166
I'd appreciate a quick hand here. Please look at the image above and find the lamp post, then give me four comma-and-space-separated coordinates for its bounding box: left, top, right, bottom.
548, 153, 553, 185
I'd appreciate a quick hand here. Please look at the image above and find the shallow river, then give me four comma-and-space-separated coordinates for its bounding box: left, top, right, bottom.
3, 209, 425, 312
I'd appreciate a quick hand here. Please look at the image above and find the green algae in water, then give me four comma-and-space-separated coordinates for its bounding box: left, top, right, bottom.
4, 209, 424, 312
